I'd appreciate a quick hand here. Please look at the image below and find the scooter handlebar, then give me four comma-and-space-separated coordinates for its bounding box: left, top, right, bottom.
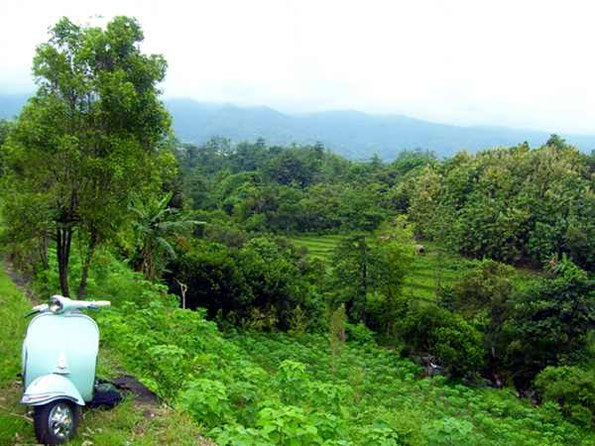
32, 303, 48, 312
26, 296, 111, 316
68, 299, 111, 310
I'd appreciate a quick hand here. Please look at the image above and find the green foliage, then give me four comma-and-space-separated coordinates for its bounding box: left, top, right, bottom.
177, 139, 389, 233
2, 16, 174, 296
179, 379, 230, 427
345, 322, 375, 344
21, 252, 593, 445
0, 119, 13, 175
397, 303, 485, 376
3, 16, 594, 445
145, 344, 188, 398
503, 257, 594, 387
329, 223, 413, 334
438, 260, 514, 375
170, 236, 321, 330
0, 262, 31, 386
423, 417, 476, 445
129, 193, 200, 280
436, 256, 593, 393
287, 305, 308, 335
535, 366, 595, 427
407, 142, 595, 271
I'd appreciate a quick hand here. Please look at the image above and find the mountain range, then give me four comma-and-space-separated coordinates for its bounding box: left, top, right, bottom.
2, 94, 594, 159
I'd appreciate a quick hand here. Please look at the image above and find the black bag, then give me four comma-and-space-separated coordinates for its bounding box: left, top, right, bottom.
89, 378, 123, 409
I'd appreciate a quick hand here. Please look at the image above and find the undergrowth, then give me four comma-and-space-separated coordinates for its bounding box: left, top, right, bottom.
0, 258, 208, 445
56, 249, 593, 445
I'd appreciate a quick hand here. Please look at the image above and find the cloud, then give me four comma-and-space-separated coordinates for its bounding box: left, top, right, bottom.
1, 0, 594, 133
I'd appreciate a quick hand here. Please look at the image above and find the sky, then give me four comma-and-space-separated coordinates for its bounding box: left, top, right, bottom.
1, 0, 595, 134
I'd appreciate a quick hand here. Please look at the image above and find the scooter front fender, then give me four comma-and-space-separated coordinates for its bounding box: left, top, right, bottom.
21, 374, 85, 406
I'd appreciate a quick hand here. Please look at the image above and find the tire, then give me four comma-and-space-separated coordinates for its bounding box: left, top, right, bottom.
33, 399, 79, 445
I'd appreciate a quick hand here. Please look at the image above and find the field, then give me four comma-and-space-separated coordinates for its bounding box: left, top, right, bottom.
288, 235, 477, 301
288, 234, 345, 260
401, 243, 479, 301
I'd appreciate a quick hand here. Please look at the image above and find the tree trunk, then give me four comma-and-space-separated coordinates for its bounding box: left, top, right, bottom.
39, 232, 50, 271
360, 237, 367, 323
77, 233, 97, 299
56, 227, 73, 297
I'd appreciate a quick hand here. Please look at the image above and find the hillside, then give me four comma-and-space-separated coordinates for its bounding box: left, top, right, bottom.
3, 94, 595, 159
165, 99, 595, 159
2, 251, 591, 445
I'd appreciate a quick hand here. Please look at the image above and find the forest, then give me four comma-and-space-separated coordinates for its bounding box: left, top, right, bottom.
0, 16, 593, 445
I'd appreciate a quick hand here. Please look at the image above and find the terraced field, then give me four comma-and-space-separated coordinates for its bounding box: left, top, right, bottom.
401, 242, 478, 301
288, 235, 477, 301
288, 234, 345, 260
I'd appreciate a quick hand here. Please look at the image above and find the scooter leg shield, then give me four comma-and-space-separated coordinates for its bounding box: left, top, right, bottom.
22, 374, 85, 406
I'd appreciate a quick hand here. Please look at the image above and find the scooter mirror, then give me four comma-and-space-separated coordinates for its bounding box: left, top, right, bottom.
49, 297, 64, 314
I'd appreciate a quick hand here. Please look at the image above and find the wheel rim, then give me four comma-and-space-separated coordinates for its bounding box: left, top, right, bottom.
48, 402, 74, 439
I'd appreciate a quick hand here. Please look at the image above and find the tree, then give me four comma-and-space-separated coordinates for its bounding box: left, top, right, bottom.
406, 142, 594, 271
330, 223, 412, 332
535, 365, 595, 426
0, 120, 14, 177
439, 260, 514, 378
504, 257, 594, 388
3, 16, 173, 297
131, 193, 200, 280
170, 237, 317, 329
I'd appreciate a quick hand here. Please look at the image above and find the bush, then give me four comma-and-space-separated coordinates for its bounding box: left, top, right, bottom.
179, 379, 231, 428
169, 237, 321, 330
535, 366, 595, 427
396, 303, 485, 376
345, 322, 375, 344
504, 258, 594, 388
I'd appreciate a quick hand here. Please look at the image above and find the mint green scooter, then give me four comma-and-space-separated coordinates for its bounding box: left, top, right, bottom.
21, 295, 110, 445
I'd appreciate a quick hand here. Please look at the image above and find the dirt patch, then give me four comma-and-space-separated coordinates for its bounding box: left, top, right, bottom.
111, 375, 160, 418
4, 258, 38, 304
110, 376, 216, 444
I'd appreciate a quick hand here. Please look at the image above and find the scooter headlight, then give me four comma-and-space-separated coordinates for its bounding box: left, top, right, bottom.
49, 297, 63, 314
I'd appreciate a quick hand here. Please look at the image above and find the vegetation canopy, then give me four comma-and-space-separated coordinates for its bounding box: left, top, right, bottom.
2, 16, 173, 297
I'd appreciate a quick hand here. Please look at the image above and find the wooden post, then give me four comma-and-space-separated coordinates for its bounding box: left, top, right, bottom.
175, 278, 188, 309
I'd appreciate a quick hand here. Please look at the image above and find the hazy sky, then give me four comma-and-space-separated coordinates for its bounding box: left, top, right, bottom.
1, 0, 595, 133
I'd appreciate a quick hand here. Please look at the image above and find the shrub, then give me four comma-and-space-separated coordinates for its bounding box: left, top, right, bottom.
179, 379, 231, 428
396, 303, 485, 376
535, 366, 595, 427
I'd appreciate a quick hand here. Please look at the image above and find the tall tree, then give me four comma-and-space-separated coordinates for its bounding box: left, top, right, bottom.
330, 223, 412, 331
3, 16, 173, 297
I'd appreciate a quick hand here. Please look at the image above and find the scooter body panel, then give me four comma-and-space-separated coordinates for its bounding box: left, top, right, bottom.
22, 312, 99, 402
21, 373, 85, 406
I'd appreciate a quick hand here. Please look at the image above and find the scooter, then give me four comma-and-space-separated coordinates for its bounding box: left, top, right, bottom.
21, 295, 110, 445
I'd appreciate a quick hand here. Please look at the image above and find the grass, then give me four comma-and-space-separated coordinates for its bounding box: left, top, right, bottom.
401, 242, 478, 301
0, 260, 209, 446
288, 234, 345, 260
0, 261, 36, 445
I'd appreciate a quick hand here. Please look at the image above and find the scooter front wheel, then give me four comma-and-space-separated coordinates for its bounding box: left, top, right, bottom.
33, 399, 79, 445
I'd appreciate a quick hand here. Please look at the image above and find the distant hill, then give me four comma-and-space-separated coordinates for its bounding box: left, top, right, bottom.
0, 93, 28, 120
165, 99, 595, 159
2, 94, 595, 159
